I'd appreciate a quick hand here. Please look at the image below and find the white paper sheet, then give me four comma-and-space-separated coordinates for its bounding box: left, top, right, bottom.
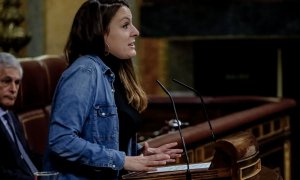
147, 162, 211, 173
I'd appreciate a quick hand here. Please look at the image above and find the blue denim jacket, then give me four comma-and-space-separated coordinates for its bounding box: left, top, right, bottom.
43, 55, 133, 179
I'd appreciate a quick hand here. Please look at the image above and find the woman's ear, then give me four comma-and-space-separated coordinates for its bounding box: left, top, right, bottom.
103, 34, 107, 43
103, 34, 108, 51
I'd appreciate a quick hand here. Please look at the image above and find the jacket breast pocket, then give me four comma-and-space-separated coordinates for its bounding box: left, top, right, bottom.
96, 106, 117, 118
92, 105, 118, 144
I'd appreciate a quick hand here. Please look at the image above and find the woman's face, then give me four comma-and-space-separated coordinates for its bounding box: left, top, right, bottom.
104, 6, 139, 59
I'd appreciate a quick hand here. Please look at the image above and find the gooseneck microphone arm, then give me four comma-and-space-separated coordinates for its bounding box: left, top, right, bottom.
156, 80, 191, 180
172, 78, 216, 142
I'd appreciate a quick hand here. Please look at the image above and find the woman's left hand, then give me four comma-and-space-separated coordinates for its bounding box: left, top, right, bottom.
142, 142, 183, 162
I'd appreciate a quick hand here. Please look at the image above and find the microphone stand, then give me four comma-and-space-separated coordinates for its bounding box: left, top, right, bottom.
172, 78, 216, 142
156, 80, 192, 180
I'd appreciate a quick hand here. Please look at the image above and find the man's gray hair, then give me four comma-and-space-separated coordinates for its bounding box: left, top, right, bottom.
0, 52, 23, 77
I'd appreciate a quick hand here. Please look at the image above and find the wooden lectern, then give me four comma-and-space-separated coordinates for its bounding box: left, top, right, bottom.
122, 131, 262, 180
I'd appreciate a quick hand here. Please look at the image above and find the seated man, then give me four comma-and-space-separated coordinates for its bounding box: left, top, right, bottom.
0, 52, 40, 179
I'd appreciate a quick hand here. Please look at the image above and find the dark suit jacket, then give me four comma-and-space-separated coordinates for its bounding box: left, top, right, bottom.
0, 111, 40, 180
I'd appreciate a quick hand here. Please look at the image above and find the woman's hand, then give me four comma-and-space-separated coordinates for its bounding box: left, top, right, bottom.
123, 142, 183, 172
124, 154, 170, 172
142, 142, 183, 162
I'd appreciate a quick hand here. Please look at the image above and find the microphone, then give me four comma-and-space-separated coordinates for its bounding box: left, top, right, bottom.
172, 78, 216, 142
156, 80, 191, 180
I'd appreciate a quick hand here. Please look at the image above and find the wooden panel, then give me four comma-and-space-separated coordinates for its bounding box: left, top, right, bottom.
140, 96, 296, 180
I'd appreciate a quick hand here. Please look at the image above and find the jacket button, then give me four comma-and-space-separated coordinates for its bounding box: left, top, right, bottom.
101, 112, 106, 116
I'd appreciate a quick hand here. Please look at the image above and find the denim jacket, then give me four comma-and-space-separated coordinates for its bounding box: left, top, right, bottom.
43, 55, 135, 179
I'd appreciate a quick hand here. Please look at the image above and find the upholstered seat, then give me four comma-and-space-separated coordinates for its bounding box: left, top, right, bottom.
14, 54, 67, 155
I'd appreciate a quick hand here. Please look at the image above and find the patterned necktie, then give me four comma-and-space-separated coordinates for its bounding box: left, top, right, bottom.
3, 113, 38, 174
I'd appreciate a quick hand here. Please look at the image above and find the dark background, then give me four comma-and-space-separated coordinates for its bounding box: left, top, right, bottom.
140, 0, 300, 37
